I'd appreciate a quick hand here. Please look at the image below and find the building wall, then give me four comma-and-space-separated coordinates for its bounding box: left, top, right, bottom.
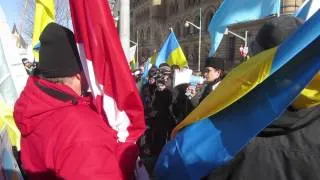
130, 0, 304, 71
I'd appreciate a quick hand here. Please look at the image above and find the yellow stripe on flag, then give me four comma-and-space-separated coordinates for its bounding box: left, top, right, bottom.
172, 47, 277, 136
167, 47, 188, 67
292, 72, 320, 109
0, 101, 21, 150
32, 0, 55, 60
150, 53, 157, 65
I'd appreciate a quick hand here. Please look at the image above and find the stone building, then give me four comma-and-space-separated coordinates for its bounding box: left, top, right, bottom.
130, 0, 305, 71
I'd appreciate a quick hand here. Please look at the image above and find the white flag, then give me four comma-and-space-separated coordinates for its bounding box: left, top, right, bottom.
129, 45, 137, 63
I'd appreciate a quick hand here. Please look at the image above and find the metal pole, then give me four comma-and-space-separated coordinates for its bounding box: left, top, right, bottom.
244, 31, 248, 48
136, 30, 139, 68
120, 0, 130, 61
227, 30, 246, 41
198, 8, 202, 72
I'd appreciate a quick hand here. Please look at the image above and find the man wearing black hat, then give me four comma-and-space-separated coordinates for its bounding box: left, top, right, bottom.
206, 15, 320, 180
191, 58, 225, 107
14, 23, 123, 179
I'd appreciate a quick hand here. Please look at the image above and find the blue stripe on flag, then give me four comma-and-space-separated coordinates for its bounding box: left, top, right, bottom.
141, 59, 151, 87
295, 0, 313, 20
155, 32, 180, 67
271, 10, 320, 73
295, 0, 319, 21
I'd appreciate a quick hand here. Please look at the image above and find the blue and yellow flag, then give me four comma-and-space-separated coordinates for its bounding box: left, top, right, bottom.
155, 10, 320, 180
0, 100, 21, 151
295, 0, 320, 21
155, 31, 188, 67
32, 0, 55, 60
150, 52, 157, 65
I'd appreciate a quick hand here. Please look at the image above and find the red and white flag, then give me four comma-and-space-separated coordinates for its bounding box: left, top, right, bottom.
69, 0, 145, 143
69, 1, 146, 177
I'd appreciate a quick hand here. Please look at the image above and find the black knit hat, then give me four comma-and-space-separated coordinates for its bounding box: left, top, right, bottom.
255, 15, 303, 52
39, 23, 82, 78
205, 57, 224, 70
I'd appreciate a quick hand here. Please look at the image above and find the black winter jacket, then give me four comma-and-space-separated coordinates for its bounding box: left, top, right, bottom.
206, 105, 320, 180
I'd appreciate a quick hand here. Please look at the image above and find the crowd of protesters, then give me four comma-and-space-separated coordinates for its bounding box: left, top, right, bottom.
132, 59, 226, 172
12, 14, 320, 180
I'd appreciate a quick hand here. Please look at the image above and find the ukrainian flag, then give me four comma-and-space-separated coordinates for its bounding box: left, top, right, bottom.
155, 10, 320, 180
150, 52, 157, 65
155, 31, 188, 67
32, 0, 55, 60
0, 100, 21, 151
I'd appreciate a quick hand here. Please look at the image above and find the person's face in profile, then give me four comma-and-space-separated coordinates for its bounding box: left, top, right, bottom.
203, 67, 221, 83
25, 62, 32, 68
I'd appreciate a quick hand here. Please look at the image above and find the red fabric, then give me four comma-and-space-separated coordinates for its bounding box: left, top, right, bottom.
69, 1, 146, 178
14, 76, 123, 180
69, 0, 145, 143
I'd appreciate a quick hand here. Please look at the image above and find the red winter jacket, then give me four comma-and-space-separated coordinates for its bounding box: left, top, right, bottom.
14, 76, 125, 180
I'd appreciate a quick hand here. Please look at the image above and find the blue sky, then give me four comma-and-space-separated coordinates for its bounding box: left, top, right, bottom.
1, 0, 22, 29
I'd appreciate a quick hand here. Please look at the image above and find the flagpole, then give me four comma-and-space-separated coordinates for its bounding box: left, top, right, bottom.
199, 8, 202, 72
136, 30, 139, 68
120, 0, 130, 61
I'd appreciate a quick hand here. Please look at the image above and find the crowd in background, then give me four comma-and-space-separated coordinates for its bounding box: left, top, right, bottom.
131, 59, 226, 172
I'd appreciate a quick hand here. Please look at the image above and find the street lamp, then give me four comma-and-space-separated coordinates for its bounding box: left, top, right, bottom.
185, 8, 201, 72
224, 28, 249, 56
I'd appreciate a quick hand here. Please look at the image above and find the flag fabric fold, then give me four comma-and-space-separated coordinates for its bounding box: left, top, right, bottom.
156, 11, 320, 180
69, 0, 146, 178
295, 0, 320, 21
32, 0, 55, 60
292, 72, 320, 109
173, 10, 320, 135
0, 100, 20, 151
69, 0, 145, 144
155, 31, 188, 67
208, 0, 280, 56
140, 58, 152, 87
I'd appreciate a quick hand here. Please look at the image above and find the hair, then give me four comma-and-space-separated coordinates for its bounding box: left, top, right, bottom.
22, 58, 28, 62
171, 64, 180, 70
159, 63, 170, 68
218, 69, 226, 80
39, 75, 74, 84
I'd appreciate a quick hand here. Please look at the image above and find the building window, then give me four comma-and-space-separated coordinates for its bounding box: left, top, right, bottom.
184, 25, 190, 37
147, 49, 151, 57
228, 37, 236, 62
147, 27, 150, 40
194, 15, 200, 34
175, 1, 179, 13
176, 22, 181, 37
140, 30, 144, 41
189, 26, 194, 35
184, 45, 189, 59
